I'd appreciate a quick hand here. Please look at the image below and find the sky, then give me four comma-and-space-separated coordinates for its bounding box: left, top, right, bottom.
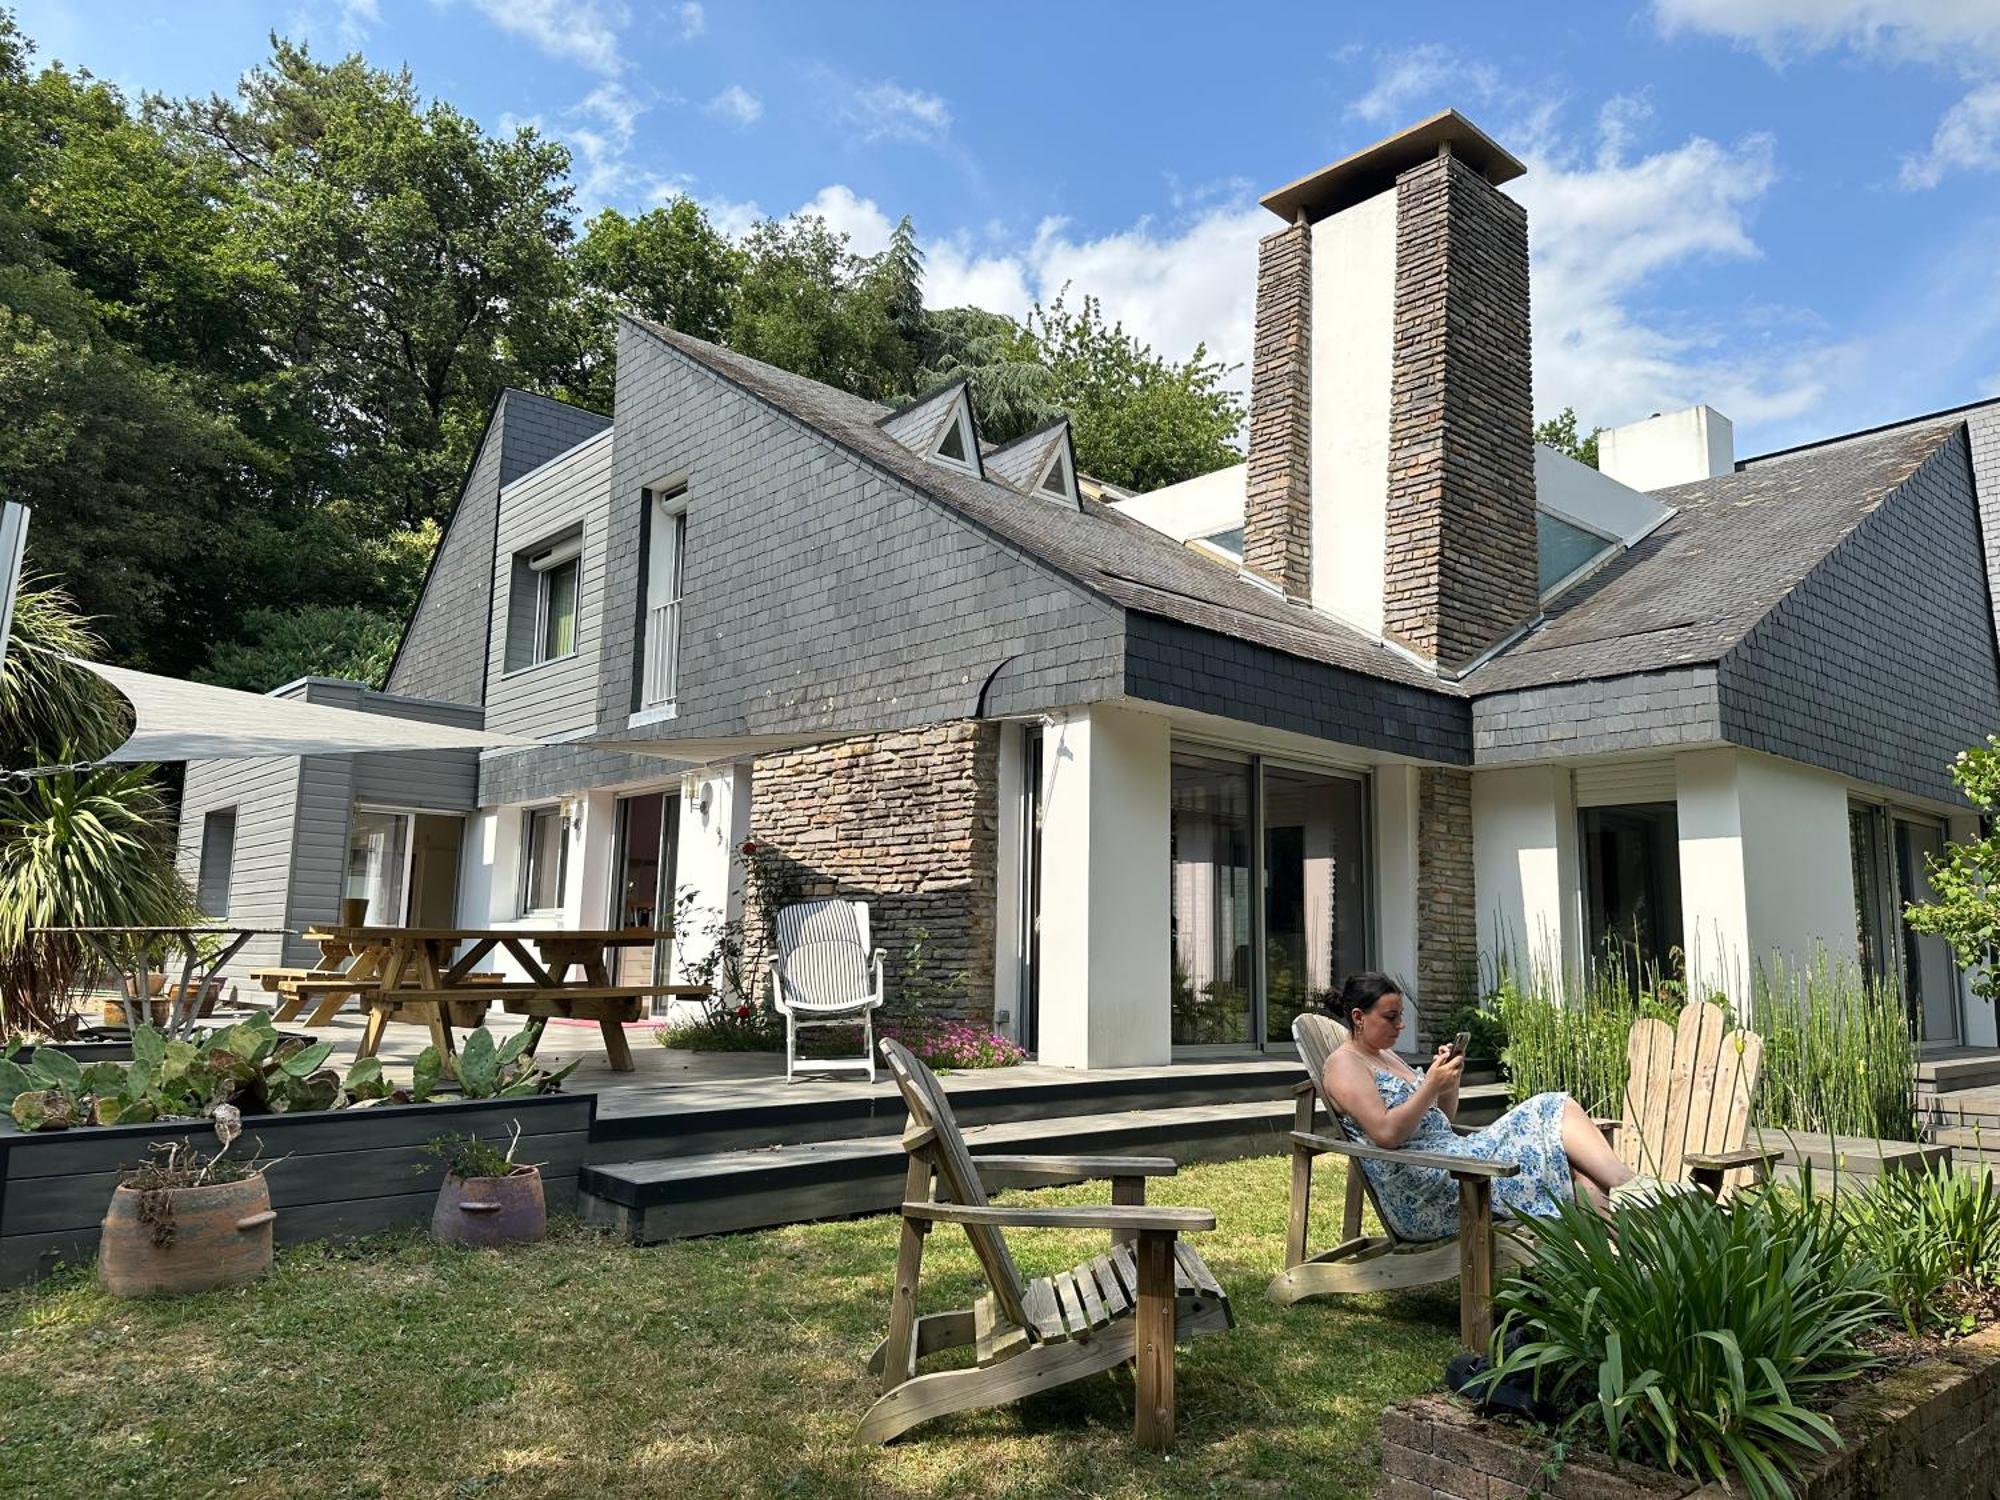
12, 0, 2000, 457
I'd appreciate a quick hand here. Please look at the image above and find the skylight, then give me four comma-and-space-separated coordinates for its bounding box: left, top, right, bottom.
1537, 511, 1616, 595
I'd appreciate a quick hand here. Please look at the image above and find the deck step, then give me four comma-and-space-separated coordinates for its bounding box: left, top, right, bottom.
1915, 1049, 2000, 1095
584, 1058, 1300, 1160
579, 1098, 1296, 1243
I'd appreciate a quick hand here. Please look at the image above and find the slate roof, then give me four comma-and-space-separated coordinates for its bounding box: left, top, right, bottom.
631, 318, 1445, 693
1464, 419, 1966, 694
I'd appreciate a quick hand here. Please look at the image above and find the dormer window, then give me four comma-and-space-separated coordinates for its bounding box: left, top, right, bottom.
929, 398, 979, 475
1035, 443, 1077, 504
877, 381, 985, 480
983, 418, 1080, 509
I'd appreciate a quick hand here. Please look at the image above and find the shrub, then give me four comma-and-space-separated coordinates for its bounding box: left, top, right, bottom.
1489, 955, 1915, 1140
656, 1007, 780, 1053
881, 1019, 1025, 1070
1839, 1159, 2000, 1334
1476, 1187, 1888, 1500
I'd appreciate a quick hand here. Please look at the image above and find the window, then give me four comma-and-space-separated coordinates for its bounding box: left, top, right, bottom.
929, 397, 981, 475
196, 808, 236, 916
1169, 750, 1371, 1050
1200, 526, 1245, 558
345, 810, 410, 925
1035, 443, 1078, 505
642, 491, 686, 710
1579, 803, 1683, 984
520, 805, 568, 914
1850, 803, 1892, 980
1537, 512, 1615, 594
504, 530, 582, 671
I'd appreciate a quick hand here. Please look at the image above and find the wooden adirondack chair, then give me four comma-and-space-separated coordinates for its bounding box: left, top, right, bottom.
1266, 1013, 1524, 1349
1612, 999, 1778, 1195
859, 1038, 1235, 1450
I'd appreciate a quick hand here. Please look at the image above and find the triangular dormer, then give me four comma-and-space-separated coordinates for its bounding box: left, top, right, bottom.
984, 418, 1080, 510
877, 381, 984, 480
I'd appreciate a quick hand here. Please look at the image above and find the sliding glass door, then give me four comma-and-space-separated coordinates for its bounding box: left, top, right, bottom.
612, 790, 678, 992
1170, 748, 1371, 1051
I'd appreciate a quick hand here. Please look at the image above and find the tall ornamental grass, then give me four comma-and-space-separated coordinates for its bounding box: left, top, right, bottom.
1486, 953, 1916, 1141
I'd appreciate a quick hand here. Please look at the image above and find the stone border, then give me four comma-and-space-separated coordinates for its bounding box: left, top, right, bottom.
0, 1091, 594, 1286
1381, 1321, 2000, 1498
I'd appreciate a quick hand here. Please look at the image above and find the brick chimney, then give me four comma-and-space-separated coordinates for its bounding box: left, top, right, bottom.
1245, 111, 1538, 672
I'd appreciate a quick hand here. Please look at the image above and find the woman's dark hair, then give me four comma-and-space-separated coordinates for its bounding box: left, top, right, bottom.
1336, 972, 1404, 1025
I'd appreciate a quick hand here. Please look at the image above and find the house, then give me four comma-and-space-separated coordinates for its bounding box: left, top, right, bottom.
177, 109, 2000, 1065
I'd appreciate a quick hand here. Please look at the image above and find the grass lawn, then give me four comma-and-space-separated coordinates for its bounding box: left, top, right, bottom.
0, 1154, 1458, 1499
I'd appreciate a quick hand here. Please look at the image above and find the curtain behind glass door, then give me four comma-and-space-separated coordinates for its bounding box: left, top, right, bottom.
1170, 754, 1255, 1046
1262, 766, 1368, 1044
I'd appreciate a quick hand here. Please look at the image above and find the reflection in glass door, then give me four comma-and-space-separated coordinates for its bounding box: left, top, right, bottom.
613, 791, 678, 991
1262, 766, 1369, 1045
1897, 819, 1960, 1044
1169, 754, 1255, 1046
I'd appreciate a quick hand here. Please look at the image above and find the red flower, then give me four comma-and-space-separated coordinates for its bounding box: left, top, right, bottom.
740, 840, 759, 856
734, 1004, 752, 1019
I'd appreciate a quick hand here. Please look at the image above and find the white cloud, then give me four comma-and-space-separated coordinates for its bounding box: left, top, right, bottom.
677, 1, 705, 40
1902, 82, 2000, 187
1349, 42, 1502, 124
796, 184, 894, 256
1655, 1, 2000, 188
704, 84, 762, 127
699, 194, 764, 240
1652, 0, 2000, 65
460, 0, 630, 75
840, 80, 953, 144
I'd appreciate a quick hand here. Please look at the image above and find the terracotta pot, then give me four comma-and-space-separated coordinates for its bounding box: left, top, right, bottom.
432, 1166, 546, 1248
101, 996, 172, 1029
99, 1175, 275, 1297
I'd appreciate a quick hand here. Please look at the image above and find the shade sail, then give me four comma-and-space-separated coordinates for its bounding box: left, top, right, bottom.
75, 660, 537, 762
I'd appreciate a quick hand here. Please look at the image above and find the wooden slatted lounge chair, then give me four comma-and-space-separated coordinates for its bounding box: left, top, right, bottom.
769, 899, 885, 1081
858, 1037, 1234, 1450
1613, 999, 1778, 1195
1268, 1012, 1523, 1349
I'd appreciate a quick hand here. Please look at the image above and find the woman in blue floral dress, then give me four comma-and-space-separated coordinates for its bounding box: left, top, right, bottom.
1321, 973, 1636, 1241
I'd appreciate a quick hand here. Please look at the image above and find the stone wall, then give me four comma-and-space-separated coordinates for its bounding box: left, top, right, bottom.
744, 721, 1000, 1022
1381, 1320, 2000, 1498
1415, 767, 1476, 1047
1383, 150, 1538, 671
1243, 217, 1313, 599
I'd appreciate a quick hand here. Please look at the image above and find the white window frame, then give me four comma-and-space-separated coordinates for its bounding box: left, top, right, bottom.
636, 485, 688, 719
528, 534, 582, 668
519, 804, 570, 917
929, 397, 981, 477
345, 807, 416, 927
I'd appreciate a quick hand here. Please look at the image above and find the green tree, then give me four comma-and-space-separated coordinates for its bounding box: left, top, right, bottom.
1030, 292, 1243, 492
196, 604, 402, 692
165, 38, 578, 531
1536, 406, 1601, 468
916, 305, 1059, 444
1905, 738, 2000, 1008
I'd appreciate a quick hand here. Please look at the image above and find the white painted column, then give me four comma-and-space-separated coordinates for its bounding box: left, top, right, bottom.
672, 763, 752, 998
1675, 749, 1752, 1006
1373, 764, 1421, 1054
1035, 702, 1171, 1069
1736, 753, 1859, 988
1472, 765, 1579, 993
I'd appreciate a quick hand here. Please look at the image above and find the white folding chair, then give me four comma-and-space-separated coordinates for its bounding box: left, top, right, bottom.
769, 899, 885, 1082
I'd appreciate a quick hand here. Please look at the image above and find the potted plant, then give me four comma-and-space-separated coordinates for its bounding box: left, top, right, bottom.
424, 1125, 545, 1248
98, 1106, 274, 1296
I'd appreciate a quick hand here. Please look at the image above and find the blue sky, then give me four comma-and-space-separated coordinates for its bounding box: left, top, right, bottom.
13, 0, 2000, 456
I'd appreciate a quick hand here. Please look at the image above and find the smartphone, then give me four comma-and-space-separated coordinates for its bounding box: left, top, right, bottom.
1444, 1030, 1471, 1061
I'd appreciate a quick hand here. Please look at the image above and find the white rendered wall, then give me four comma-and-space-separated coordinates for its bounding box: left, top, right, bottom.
1035, 702, 1171, 1068
671, 763, 751, 1000
1373, 764, 1421, 1053
1472, 765, 1580, 990
1598, 405, 1734, 494
1675, 748, 1858, 1005
1675, 748, 1754, 1003
1108, 463, 1245, 544
1308, 186, 1398, 636
1735, 753, 1859, 989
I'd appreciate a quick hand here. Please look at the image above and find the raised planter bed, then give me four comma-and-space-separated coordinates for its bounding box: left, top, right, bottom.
0, 1091, 594, 1286
1379, 1321, 2000, 1499
10, 1030, 317, 1070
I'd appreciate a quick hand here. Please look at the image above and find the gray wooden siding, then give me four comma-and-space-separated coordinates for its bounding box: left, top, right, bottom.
486, 429, 613, 740
175, 752, 301, 983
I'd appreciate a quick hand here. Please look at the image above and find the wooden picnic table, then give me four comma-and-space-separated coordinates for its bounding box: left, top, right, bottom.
36, 924, 292, 1039
297, 924, 706, 1072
